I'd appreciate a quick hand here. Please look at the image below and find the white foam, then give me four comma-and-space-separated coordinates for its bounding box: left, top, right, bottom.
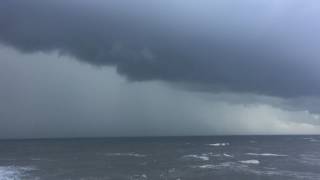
207, 143, 230, 146
247, 168, 320, 179
141, 174, 147, 178
239, 160, 260, 164
105, 152, 146, 157
304, 137, 319, 142
246, 153, 288, 157
202, 153, 233, 158
223, 153, 233, 158
183, 154, 209, 161
0, 166, 36, 180
195, 161, 320, 180
195, 162, 234, 169
197, 164, 216, 169
130, 174, 147, 180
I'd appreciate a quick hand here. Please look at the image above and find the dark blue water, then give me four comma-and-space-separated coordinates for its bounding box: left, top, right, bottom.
0, 135, 319, 180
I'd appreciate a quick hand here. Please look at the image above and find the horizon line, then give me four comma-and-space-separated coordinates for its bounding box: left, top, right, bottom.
1, 134, 319, 141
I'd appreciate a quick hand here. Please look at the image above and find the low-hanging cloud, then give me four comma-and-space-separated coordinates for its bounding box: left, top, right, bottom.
1, 46, 319, 138
1, 0, 320, 98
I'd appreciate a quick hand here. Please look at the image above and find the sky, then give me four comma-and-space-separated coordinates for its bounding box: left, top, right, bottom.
0, 0, 320, 138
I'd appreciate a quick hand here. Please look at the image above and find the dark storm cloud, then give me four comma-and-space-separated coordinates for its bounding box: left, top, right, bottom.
1, 0, 320, 98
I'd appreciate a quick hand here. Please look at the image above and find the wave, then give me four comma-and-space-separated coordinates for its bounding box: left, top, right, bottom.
193, 161, 320, 180
0, 166, 36, 180
239, 160, 260, 164
207, 143, 230, 147
196, 162, 234, 169
130, 174, 148, 180
246, 153, 288, 157
299, 153, 320, 166
304, 137, 319, 142
104, 152, 147, 157
182, 154, 209, 161
196, 164, 216, 169
223, 153, 233, 158
200, 152, 233, 158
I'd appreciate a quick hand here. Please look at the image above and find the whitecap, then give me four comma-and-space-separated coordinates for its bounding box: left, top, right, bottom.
305, 137, 319, 142
246, 153, 288, 157
194, 162, 234, 169
248, 168, 320, 180
207, 143, 230, 146
105, 152, 147, 157
223, 153, 233, 158
130, 174, 147, 180
239, 160, 260, 164
203, 153, 233, 158
0, 166, 36, 180
182, 154, 209, 161
197, 164, 216, 169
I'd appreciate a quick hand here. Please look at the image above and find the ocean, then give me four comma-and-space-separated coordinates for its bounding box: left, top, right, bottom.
0, 135, 319, 180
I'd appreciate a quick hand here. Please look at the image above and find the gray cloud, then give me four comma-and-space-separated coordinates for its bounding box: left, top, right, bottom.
1, 46, 319, 138
1, 0, 320, 98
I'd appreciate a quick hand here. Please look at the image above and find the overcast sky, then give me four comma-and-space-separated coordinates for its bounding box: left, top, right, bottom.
1, 0, 320, 138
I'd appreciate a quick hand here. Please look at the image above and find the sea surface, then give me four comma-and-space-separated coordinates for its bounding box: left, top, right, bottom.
0, 135, 319, 180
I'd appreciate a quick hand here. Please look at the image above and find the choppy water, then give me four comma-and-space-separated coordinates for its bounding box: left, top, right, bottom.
0, 135, 319, 180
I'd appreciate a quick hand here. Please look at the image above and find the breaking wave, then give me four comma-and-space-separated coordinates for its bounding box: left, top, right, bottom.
104, 152, 147, 157
0, 166, 36, 180
182, 154, 209, 161
207, 143, 230, 147
239, 160, 260, 164
246, 153, 288, 157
